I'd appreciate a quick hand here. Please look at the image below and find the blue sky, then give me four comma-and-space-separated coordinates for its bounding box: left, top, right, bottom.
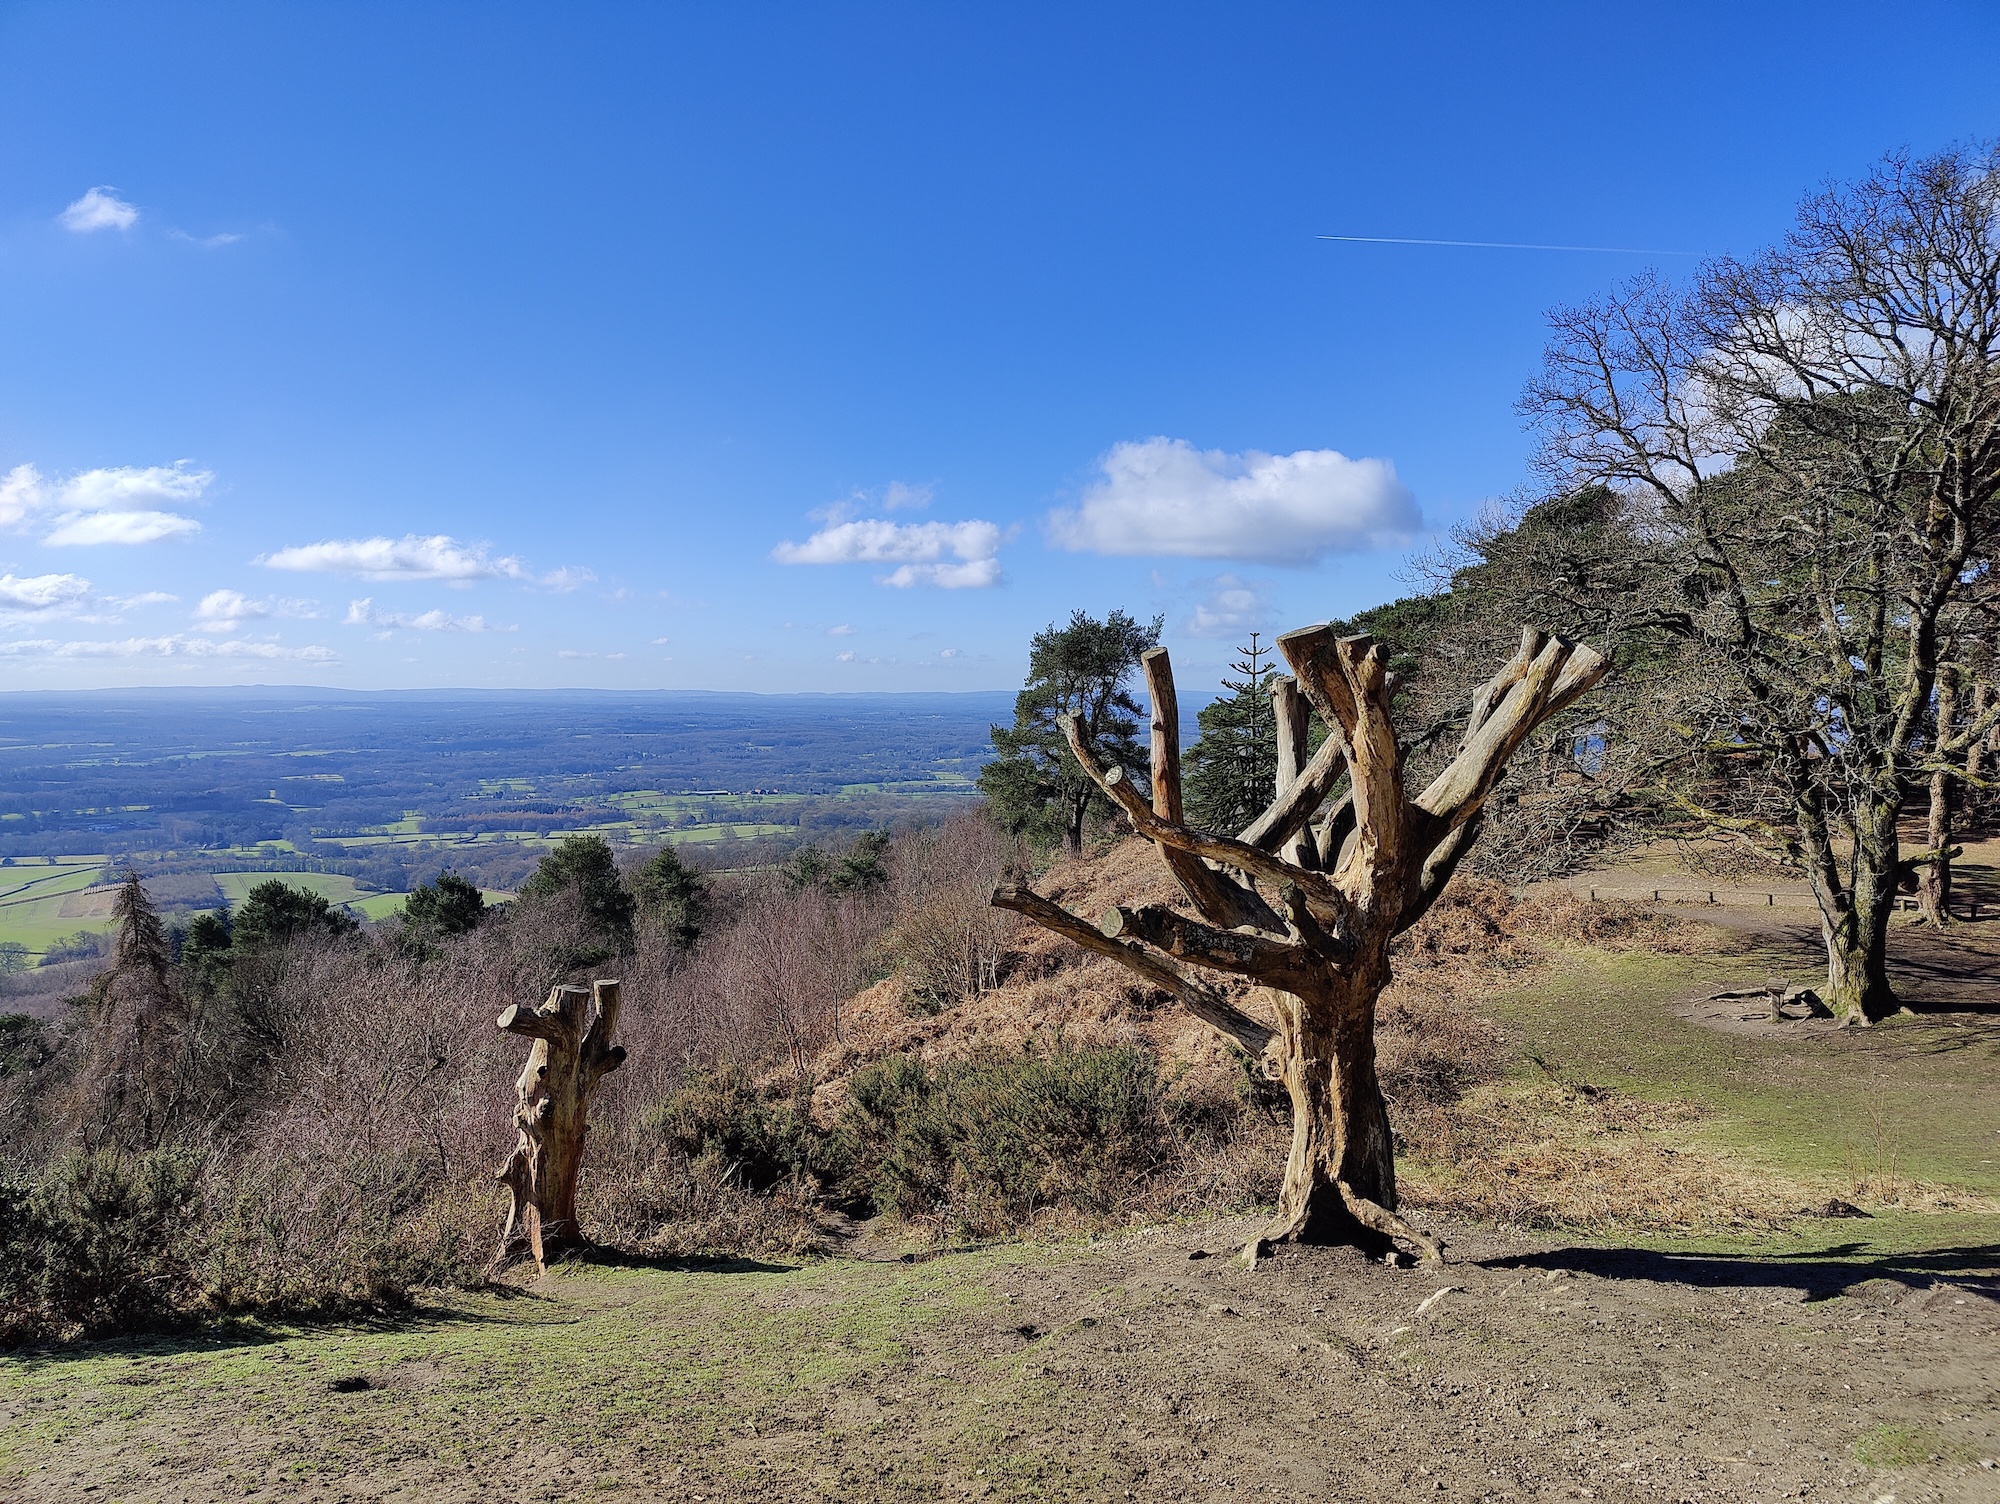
2, 2, 1996, 693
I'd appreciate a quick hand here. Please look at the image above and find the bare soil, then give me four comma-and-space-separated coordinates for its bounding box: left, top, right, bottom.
5, 1213, 1997, 1503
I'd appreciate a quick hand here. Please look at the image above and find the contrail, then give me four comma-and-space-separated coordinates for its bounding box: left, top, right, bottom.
1317, 234, 1699, 256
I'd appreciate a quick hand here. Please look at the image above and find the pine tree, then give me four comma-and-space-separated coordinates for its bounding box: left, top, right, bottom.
1184, 633, 1278, 835
978, 609, 1162, 853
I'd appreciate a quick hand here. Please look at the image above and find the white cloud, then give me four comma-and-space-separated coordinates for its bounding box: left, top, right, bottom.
167, 229, 242, 248
45, 510, 202, 546
107, 591, 178, 609
539, 565, 596, 592
1047, 437, 1420, 563
60, 187, 138, 233
835, 650, 856, 662
260, 534, 527, 582
773, 516, 1003, 589
827, 623, 855, 636
1184, 574, 1272, 638
193, 590, 321, 633
0, 635, 334, 661
0, 573, 93, 618
1, 461, 210, 545
939, 647, 961, 658
882, 481, 932, 511
344, 598, 504, 632
881, 558, 1001, 589
557, 649, 597, 660
195, 590, 267, 630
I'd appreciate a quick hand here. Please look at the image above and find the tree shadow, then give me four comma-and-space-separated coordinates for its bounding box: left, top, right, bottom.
554, 1245, 797, 1275
1484, 1241, 2000, 1303
3, 1295, 527, 1369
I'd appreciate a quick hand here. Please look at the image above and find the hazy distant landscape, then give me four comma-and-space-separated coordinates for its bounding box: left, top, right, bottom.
0, 689, 1022, 962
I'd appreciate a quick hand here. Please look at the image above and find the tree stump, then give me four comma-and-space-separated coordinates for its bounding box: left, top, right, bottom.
494, 979, 626, 1267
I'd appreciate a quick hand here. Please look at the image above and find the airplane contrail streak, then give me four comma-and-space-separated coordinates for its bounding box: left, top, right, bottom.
1317, 234, 1699, 256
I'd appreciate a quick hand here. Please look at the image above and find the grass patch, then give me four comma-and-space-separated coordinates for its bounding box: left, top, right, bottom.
0, 1246, 1056, 1498
213, 871, 374, 907
1853, 1421, 1978, 1468
1488, 947, 2000, 1198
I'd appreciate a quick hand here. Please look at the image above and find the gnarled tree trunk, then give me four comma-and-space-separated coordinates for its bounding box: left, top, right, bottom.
996, 627, 1609, 1267
1920, 664, 1960, 926
495, 978, 626, 1267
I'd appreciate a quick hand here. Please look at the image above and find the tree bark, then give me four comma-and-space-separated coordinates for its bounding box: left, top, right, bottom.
494, 978, 626, 1267
1805, 793, 1901, 1025
1920, 663, 1959, 925
1000, 623, 1607, 1270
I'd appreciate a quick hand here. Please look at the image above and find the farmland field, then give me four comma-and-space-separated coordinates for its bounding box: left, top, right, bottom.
0, 691, 1018, 932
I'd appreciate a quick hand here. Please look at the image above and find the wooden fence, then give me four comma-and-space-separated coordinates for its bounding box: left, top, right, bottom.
1576, 886, 1981, 919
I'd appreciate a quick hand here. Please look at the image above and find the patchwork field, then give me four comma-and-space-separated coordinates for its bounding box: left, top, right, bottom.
0, 858, 115, 960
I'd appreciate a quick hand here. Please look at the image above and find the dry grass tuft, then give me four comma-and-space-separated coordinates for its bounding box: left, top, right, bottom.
1397, 1081, 1805, 1234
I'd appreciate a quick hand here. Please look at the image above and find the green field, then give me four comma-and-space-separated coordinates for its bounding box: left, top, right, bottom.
212, 872, 375, 908
0, 857, 113, 960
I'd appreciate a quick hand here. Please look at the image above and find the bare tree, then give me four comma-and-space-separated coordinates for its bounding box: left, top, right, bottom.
995, 631, 1607, 1265
1522, 144, 2000, 1021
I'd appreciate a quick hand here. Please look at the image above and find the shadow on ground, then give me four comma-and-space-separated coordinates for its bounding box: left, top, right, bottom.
1487, 1240, 2000, 1303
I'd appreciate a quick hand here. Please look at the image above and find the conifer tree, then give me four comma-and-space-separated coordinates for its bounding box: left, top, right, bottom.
979, 609, 1162, 852
1184, 633, 1278, 835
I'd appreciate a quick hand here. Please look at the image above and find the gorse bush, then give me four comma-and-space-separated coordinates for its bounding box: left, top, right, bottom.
202, 1144, 477, 1316
0, 1141, 493, 1345
0, 1148, 201, 1344
646, 1066, 848, 1194
844, 1040, 1167, 1236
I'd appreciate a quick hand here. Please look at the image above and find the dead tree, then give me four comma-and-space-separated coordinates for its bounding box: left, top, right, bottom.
494, 979, 626, 1266
994, 627, 1608, 1265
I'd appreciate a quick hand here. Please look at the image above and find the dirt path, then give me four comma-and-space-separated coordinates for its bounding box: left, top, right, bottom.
5, 1214, 1997, 1504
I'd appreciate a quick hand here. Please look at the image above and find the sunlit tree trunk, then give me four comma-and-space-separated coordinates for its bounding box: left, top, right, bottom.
494, 979, 625, 1268
997, 627, 1608, 1265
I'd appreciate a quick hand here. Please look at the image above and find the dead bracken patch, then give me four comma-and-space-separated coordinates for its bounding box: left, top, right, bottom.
1398, 1081, 1801, 1234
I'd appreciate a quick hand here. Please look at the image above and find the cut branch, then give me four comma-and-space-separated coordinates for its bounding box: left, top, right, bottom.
1062, 712, 1349, 925
1101, 903, 1315, 986
1240, 703, 1346, 856
1140, 646, 1281, 930
1268, 674, 1319, 870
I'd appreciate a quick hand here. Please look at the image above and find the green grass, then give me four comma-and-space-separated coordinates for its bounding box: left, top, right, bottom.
213, 872, 375, 908
1853, 1422, 1979, 1468
1491, 946, 2000, 1197
0, 1246, 1093, 1500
